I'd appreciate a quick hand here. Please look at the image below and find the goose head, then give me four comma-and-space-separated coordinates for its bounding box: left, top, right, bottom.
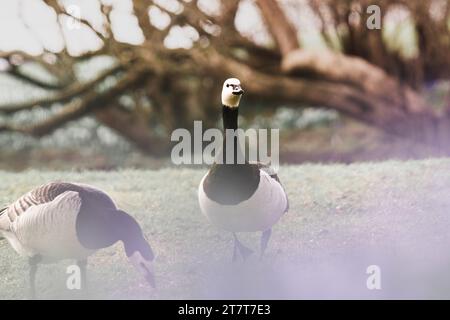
222, 78, 244, 108
126, 235, 156, 288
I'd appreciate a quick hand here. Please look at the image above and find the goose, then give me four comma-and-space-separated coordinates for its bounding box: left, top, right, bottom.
198, 78, 289, 261
0, 182, 155, 298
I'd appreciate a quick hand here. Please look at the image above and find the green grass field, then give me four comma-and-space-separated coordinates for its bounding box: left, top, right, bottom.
1, 159, 450, 299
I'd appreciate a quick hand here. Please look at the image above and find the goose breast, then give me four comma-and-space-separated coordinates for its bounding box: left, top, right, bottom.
199, 170, 288, 232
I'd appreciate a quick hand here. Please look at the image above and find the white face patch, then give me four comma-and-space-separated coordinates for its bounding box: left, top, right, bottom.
222, 78, 244, 107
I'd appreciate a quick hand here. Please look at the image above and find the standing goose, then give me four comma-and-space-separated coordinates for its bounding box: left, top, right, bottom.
0, 182, 155, 298
198, 78, 289, 261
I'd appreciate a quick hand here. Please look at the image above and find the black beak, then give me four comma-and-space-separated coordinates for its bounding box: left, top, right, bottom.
145, 271, 156, 288
140, 262, 156, 288
232, 90, 244, 95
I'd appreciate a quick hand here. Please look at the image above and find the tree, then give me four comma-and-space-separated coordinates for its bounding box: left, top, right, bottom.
0, 0, 449, 155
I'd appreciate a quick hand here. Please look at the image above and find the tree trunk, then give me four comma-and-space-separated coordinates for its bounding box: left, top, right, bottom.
95, 106, 168, 156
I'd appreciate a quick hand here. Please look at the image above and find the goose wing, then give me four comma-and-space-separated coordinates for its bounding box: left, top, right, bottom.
253, 162, 289, 213
1, 182, 84, 231
0, 207, 7, 236
255, 162, 279, 181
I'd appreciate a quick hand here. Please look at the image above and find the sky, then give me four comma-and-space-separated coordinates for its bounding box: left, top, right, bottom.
0, 0, 336, 57
0, 0, 273, 56
0, 0, 416, 59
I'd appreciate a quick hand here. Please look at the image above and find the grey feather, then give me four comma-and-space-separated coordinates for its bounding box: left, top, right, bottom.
4, 182, 85, 224
0, 207, 9, 232
0, 209, 5, 240
250, 161, 289, 213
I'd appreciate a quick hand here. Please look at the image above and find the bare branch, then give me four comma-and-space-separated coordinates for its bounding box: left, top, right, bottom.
0, 65, 123, 114
6, 67, 69, 90
95, 104, 168, 156
132, 0, 154, 40
281, 49, 428, 115
254, 0, 299, 55
44, 0, 106, 41
0, 65, 150, 137
189, 47, 433, 138
219, 0, 240, 28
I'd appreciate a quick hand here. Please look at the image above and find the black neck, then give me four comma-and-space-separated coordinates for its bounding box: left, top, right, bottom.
116, 210, 154, 260
222, 105, 238, 130
222, 105, 242, 163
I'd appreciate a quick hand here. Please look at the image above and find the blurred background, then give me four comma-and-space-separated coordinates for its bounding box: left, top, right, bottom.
0, 0, 449, 171
2, 0, 450, 300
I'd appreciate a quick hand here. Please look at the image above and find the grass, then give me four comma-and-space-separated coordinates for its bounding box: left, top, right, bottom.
1, 159, 450, 299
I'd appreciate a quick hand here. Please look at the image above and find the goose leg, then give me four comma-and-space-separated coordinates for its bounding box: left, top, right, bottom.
233, 233, 253, 261
77, 259, 88, 296
260, 229, 272, 259
232, 238, 238, 262
28, 255, 41, 300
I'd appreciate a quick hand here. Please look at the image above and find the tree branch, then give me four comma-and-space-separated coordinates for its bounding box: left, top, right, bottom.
254, 0, 299, 55
7, 66, 69, 90
44, 0, 106, 41
0, 64, 123, 114
132, 0, 154, 40
0, 65, 149, 137
281, 49, 428, 115
95, 103, 168, 156
190, 47, 433, 138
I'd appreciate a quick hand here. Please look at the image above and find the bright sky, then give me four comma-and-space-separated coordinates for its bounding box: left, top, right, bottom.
0, 0, 332, 56
0, 0, 415, 59
0, 0, 152, 55
0, 0, 277, 56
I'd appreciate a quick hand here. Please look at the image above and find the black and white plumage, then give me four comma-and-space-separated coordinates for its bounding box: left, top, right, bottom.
198, 78, 289, 261
0, 182, 155, 298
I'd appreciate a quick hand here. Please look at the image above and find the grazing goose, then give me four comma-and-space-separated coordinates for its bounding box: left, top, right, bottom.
198, 78, 289, 261
0, 182, 155, 298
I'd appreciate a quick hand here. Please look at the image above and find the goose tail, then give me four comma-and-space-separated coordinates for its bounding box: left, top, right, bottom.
0, 207, 7, 239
